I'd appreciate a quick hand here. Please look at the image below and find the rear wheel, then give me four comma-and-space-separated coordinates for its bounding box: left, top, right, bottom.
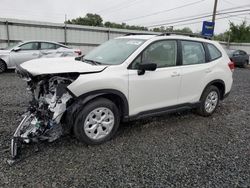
0, 60, 7, 73
197, 85, 220, 117
73, 98, 120, 145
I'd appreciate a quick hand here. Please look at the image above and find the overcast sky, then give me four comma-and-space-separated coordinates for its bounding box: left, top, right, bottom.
0, 0, 249, 34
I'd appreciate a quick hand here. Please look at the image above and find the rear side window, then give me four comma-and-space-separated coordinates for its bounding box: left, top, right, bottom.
181, 41, 205, 65
40, 42, 57, 50
207, 43, 221, 60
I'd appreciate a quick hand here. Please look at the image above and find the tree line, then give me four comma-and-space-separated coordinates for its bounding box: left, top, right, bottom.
65, 13, 193, 34
66, 13, 250, 43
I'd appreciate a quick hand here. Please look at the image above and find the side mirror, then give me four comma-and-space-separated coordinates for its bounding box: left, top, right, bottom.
12, 47, 21, 52
138, 63, 157, 75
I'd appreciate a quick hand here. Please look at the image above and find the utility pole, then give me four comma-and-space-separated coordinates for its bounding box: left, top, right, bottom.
64, 14, 67, 45
212, 0, 218, 23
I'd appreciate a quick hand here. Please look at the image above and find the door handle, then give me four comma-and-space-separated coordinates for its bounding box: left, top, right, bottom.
171, 71, 180, 77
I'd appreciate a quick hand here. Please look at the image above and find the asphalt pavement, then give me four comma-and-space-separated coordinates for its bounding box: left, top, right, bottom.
0, 69, 250, 188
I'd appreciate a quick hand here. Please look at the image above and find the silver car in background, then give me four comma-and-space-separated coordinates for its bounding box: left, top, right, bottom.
0, 40, 82, 73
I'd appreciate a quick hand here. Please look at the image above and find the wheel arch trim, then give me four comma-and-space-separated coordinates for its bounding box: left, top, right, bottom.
200, 79, 226, 100
69, 89, 129, 117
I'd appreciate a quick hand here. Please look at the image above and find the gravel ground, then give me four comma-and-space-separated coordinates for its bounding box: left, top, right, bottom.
0, 69, 250, 188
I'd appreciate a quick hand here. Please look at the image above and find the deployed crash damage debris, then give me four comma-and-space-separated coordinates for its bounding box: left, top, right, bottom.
7, 66, 78, 165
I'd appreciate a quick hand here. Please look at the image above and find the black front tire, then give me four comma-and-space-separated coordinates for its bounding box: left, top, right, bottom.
73, 98, 120, 145
197, 85, 220, 117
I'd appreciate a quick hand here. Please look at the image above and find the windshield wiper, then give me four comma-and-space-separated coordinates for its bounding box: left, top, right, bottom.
83, 59, 102, 65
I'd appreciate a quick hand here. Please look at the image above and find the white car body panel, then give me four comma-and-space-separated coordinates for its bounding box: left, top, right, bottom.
68, 65, 129, 100
21, 57, 106, 76
128, 67, 181, 115
0, 50, 11, 66
10, 49, 40, 67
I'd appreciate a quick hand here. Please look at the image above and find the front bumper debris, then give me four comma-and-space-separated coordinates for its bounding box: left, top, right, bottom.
9, 68, 77, 166
7, 111, 65, 166
7, 113, 32, 166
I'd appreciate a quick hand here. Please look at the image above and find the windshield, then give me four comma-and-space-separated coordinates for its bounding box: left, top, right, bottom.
84, 38, 145, 65
4, 42, 22, 50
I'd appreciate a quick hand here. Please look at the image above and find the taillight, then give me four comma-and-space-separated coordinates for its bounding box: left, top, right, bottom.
75, 50, 82, 56
228, 61, 235, 71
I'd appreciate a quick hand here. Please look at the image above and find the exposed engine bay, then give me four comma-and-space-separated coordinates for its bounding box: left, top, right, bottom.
8, 66, 78, 165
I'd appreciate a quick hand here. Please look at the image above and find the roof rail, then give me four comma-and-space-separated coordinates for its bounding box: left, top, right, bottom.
124, 32, 156, 36
158, 32, 211, 40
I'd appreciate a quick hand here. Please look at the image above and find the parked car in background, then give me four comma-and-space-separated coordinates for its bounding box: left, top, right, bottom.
226, 49, 249, 68
0, 41, 82, 73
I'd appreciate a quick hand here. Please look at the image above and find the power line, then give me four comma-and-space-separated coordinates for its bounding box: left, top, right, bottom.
225, 13, 250, 22
96, 0, 139, 14
148, 9, 250, 27
118, 0, 206, 22
101, 0, 144, 16
155, 12, 250, 28
141, 3, 250, 27
222, 0, 235, 6
145, 7, 250, 28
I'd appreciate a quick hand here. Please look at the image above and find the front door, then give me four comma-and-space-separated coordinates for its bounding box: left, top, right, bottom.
10, 42, 40, 66
128, 40, 181, 116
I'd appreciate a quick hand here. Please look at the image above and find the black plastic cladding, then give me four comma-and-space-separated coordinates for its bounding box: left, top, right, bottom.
62, 89, 129, 132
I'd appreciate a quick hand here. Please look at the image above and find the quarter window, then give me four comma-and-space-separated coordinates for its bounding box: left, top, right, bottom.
131, 40, 177, 69
207, 43, 221, 60
181, 41, 205, 65
19, 42, 39, 50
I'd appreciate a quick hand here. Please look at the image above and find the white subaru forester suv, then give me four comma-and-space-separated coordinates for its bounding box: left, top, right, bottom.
12, 33, 234, 159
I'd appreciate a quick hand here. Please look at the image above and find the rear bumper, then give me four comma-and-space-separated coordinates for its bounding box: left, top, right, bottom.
234, 61, 248, 66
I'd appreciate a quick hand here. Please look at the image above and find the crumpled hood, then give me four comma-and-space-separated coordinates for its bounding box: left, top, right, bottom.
20, 57, 107, 76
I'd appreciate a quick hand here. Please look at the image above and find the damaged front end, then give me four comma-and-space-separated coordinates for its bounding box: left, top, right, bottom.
8, 66, 78, 165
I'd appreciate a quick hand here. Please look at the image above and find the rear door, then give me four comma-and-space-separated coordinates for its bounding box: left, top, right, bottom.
40, 42, 58, 57
128, 40, 182, 115
178, 40, 211, 104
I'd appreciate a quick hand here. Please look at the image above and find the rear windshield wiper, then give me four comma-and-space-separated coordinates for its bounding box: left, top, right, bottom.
83, 59, 102, 65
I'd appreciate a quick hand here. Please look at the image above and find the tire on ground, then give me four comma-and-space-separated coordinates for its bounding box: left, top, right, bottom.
0, 60, 7, 73
73, 97, 120, 145
197, 85, 220, 117
243, 60, 248, 68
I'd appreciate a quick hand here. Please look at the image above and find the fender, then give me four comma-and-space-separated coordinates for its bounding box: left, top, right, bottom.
77, 89, 129, 116
63, 89, 129, 132
200, 79, 226, 100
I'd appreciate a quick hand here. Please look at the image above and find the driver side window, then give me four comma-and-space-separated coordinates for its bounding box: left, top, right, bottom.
131, 40, 177, 69
19, 42, 39, 51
